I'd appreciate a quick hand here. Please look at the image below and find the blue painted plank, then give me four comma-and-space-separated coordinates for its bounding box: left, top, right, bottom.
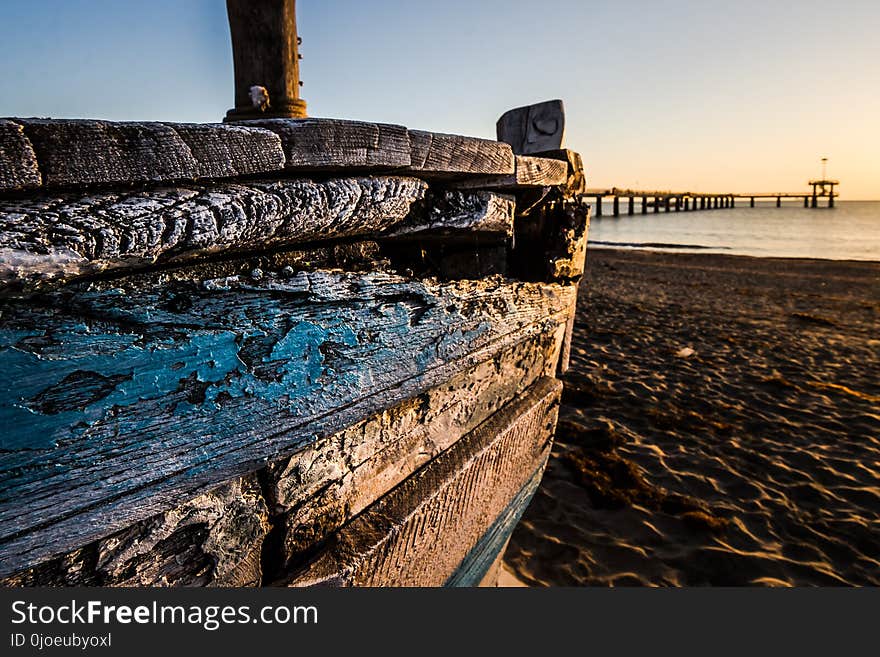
0, 268, 574, 576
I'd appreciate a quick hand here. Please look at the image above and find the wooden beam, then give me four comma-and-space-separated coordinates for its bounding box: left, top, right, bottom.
0, 176, 427, 292
0, 120, 41, 192
1, 472, 270, 586
383, 190, 514, 240
406, 130, 514, 178
449, 155, 566, 191
0, 268, 576, 576
12, 119, 200, 187
224, 0, 307, 120
266, 330, 564, 577
289, 377, 560, 586
1, 325, 566, 585
529, 149, 585, 196
165, 123, 286, 178
4, 119, 287, 189
496, 99, 565, 155
235, 118, 411, 170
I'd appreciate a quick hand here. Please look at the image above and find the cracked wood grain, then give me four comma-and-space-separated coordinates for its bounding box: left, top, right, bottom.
0, 176, 427, 292
407, 130, 514, 178
165, 123, 285, 179
0, 326, 565, 586
290, 377, 561, 586
0, 267, 576, 576
449, 155, 568, 192
7, 119, 285, 189
0, 474, 269, 587
234, 118, 412, 170
0, 120, 41, 192
265, 327, 565, 574
1, 119, 286, 191
383, 190, 514, 241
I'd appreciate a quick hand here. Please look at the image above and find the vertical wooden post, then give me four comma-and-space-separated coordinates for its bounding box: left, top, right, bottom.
612, 196, 620, 216
594, 196, 602, 216
811, 184, 818, 208
828, 184, 835, 208
628, 196, 634, 215
664, 197, 671, 212
654, 197, 660, 214
804, 196, 809, 208
750, 196, 755, 207
730, 196, 735, 208
224, 0, 308, 121
776, 196, 781, 208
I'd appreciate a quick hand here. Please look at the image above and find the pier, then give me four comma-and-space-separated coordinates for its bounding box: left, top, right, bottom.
586, 180, 838, 216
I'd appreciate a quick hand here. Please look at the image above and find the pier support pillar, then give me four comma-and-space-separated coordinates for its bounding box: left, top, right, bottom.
700, 197, 705, 210
684, 197, 690, 211
628, 196, 634, 215
750, 197, 755, 207
665, 197, 671, 212
612, 196, 619, 216
804, 196, 809, 208
641, 196, 648, 214
730, 196, 735, 208
654, 197, 660, 214
674, 197, 680, 211
829, 193, 834, 208
594, 196, 602, 216
776, 196, 781, 208
811, 194, 817, 208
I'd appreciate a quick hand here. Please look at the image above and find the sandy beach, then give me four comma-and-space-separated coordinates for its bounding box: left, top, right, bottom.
504, 248, 880, 586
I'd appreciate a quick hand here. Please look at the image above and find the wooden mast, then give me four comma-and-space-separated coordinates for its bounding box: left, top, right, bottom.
224, 0, 307, 121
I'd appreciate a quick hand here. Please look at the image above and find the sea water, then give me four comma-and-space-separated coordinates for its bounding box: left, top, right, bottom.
587, 200, 880, 261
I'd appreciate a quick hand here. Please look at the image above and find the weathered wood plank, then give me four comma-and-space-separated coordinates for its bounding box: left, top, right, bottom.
446, 467, 543, 586
0, 176, 426, 292
234, 118, 411, 170
383, 190, 514, 241
0, 325, 564, 585
512, 155, 568, 186
12, 119, 201, 187
449, 155, 567, 191
0, 269, 575, 576
1, 120, 288, 191
164, 123, 285, 178
407, 130, 514, 178
265, 327, 564, 574
496, 99, 565, 155
290, 377, 560, 586
531, 148, 587, 196
0, 474, 268, 587
0, 120, 41, 192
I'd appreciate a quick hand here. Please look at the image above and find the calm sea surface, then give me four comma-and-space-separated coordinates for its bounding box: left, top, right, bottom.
587, 200, 880, 261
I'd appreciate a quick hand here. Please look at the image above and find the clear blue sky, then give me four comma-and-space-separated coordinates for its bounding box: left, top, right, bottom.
1, 0, 877, 198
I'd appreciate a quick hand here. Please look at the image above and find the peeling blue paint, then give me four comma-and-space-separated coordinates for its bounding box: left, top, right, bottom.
0, 272, 569, 574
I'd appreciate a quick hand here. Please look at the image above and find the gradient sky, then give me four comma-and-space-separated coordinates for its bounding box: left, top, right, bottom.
1, 0, 877, 198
